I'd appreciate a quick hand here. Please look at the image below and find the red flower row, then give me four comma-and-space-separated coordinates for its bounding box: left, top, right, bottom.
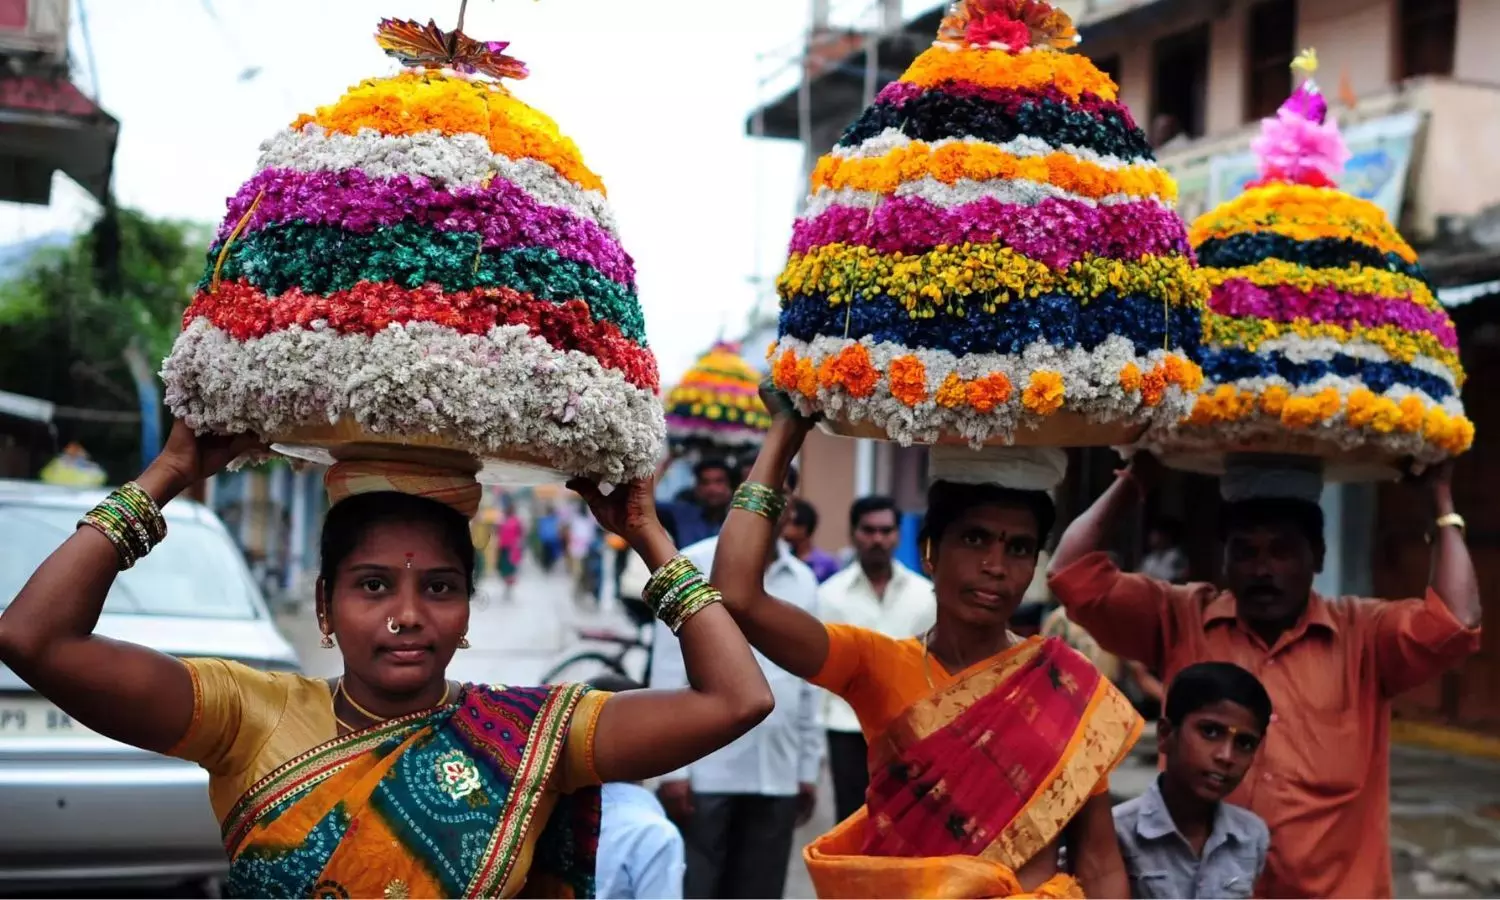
184, 281, 660, 391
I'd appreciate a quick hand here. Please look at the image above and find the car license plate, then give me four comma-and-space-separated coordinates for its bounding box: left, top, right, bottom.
0, 696, 90, 738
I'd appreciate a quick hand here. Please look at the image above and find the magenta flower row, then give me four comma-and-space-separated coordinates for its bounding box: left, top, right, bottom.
1210, 279, 1459, 349
791, 195, 1192, 270
217, 167, 635, 285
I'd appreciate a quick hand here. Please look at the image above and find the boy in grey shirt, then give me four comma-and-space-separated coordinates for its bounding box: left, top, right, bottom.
1114, 663, 1271, 899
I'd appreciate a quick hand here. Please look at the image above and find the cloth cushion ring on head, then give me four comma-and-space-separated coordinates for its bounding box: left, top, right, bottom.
927, 446, 1068, 492
324, 460, 484, 519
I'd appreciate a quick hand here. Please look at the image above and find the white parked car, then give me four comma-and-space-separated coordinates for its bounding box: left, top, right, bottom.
0, 479, 300, 896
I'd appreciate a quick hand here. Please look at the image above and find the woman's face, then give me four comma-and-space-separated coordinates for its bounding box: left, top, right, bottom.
928, 503, 1040, 630
320, 519, 471, 696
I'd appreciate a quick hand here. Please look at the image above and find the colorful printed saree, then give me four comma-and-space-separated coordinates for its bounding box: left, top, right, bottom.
805, 637, 1142, 899
220, 683, 600, 899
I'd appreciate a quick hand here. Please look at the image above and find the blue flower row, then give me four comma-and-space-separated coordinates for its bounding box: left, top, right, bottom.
1196, 233, 1426, 281
778, 291, 1202, 359
1201, 347, 1454, 400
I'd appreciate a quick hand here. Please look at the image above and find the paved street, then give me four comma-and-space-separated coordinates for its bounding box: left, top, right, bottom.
276, 564, 1500, 898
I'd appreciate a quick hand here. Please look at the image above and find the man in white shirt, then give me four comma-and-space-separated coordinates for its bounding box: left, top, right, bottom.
649, 472, 823, 899
815, 495, 936, 823
591, 675, 686, 900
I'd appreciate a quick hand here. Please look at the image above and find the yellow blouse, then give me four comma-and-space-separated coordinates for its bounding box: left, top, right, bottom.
169, 658, 609, 825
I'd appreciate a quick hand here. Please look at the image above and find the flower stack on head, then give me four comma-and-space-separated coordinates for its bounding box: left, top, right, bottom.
160, 16, 664, 484
769, 0, 1207, 448
664, 341, 772, 455
1148, 50, 1473, 476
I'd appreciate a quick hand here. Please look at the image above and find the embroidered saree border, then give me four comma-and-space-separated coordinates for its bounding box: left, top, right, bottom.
220, 703, 448, 852
867, 638, 1045, 772
981, 677, 1142, 869
865, 638, 1142, 872
470, 682, 588, 898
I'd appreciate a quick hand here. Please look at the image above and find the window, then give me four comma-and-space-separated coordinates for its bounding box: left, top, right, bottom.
1246, 0, 1297, 121
1094, 54, 1122, 93
1398, 0, 1457, 79
1151, 24, 1210, 145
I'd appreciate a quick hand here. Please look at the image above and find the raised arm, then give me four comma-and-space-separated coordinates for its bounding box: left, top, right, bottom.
709, 395, 831, 681
1426, 461, 1480, 628
1050, 451, 1157, 573
569, 478, 774, 784
0, 422, 264, 754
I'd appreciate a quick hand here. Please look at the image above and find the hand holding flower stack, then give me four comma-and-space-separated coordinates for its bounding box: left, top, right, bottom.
1147, 50, 1473, 474
161, 18, 665, 484
769, 0, 1207, 448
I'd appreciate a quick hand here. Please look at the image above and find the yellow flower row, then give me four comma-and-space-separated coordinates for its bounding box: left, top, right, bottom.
292, 72, 604, 193
1186, 384, 1474, 454
810, 140, 1176, 202
1200, 312, 1465, 386
1190, 184, 1416, 263
1202, 260, 1439, 311
667, 386, 764, 411
900, 46, 1119, 101
779, 243, 1205, 312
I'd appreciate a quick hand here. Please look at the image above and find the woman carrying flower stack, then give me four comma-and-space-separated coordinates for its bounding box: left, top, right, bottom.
0, 423, 773, 899
713, 401, 1140, 899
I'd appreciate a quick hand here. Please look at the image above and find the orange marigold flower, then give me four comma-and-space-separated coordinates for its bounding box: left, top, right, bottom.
1187, 394, 1217, 426
1160, 354, 1203, 392
1369, 397, 1402, 434
1022, 371, 1065, 415
966, 372, 1014, 413
1314, 388, 1341, 420
1281, 396, 1324, 429
818, 344, 879, 398
935, 372, 967, 409
795, 358, 818, 398
1422, 407, 1450, 442
1259, 386, 1290, 417
1344, 388, 1378, 428
772, 349, 799, 391
1398, 395, 1425, 433
1118, 362, 1142, 394
889, 355, 929, 406
1139, 368, 1167, 407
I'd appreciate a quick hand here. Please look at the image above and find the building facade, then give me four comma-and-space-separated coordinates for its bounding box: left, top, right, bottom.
749, 0, 1500, 731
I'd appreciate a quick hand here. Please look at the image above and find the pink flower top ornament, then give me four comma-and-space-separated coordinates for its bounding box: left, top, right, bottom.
1248, 49, 1351, 189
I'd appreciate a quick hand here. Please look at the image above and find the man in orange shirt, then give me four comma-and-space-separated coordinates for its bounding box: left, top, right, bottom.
1048, 453, 1481, 898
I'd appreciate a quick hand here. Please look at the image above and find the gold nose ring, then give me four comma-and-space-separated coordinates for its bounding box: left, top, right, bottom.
387, 617, 401, 634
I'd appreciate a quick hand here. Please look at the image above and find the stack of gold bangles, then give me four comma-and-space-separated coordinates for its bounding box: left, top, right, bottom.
731, 482, 787, 522
643, 554, 722, 633
79, 482, 167, 569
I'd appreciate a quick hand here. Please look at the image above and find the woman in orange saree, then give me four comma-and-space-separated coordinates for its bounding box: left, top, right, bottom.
0, 422, 776, 899
709, 406, 1142, 898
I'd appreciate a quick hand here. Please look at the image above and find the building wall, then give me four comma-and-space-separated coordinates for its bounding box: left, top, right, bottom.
1088, 0, 1500, 139
799, 428, 859, 554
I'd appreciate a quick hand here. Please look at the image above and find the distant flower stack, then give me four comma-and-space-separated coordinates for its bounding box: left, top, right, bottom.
665, 342, 772, 453
1150, 51, 1472, 464
161, 25, 664, 483
769, 0, 1207, 447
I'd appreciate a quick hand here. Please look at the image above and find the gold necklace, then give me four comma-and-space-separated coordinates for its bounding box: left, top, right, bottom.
336, 678, 451, 726
921, 628, 1017, 688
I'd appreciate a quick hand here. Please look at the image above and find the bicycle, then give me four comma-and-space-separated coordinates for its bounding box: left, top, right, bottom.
539, 597, 656, 686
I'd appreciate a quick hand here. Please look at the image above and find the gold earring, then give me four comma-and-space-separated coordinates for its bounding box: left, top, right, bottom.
458, 635, 470, 650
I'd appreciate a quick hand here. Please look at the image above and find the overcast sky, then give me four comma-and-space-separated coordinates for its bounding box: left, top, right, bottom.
0, 0, 936, 380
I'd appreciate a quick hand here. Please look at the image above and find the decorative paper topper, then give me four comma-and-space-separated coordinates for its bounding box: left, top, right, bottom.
376, 0, 528, 81
1248, 46, 1349, 189
937, 0, 1080, 52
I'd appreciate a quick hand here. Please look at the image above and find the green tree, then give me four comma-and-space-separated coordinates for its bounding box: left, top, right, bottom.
0, 206, 210, 482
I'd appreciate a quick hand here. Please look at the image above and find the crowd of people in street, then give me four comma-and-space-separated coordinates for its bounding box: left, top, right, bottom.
579, 421, 1480, 899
